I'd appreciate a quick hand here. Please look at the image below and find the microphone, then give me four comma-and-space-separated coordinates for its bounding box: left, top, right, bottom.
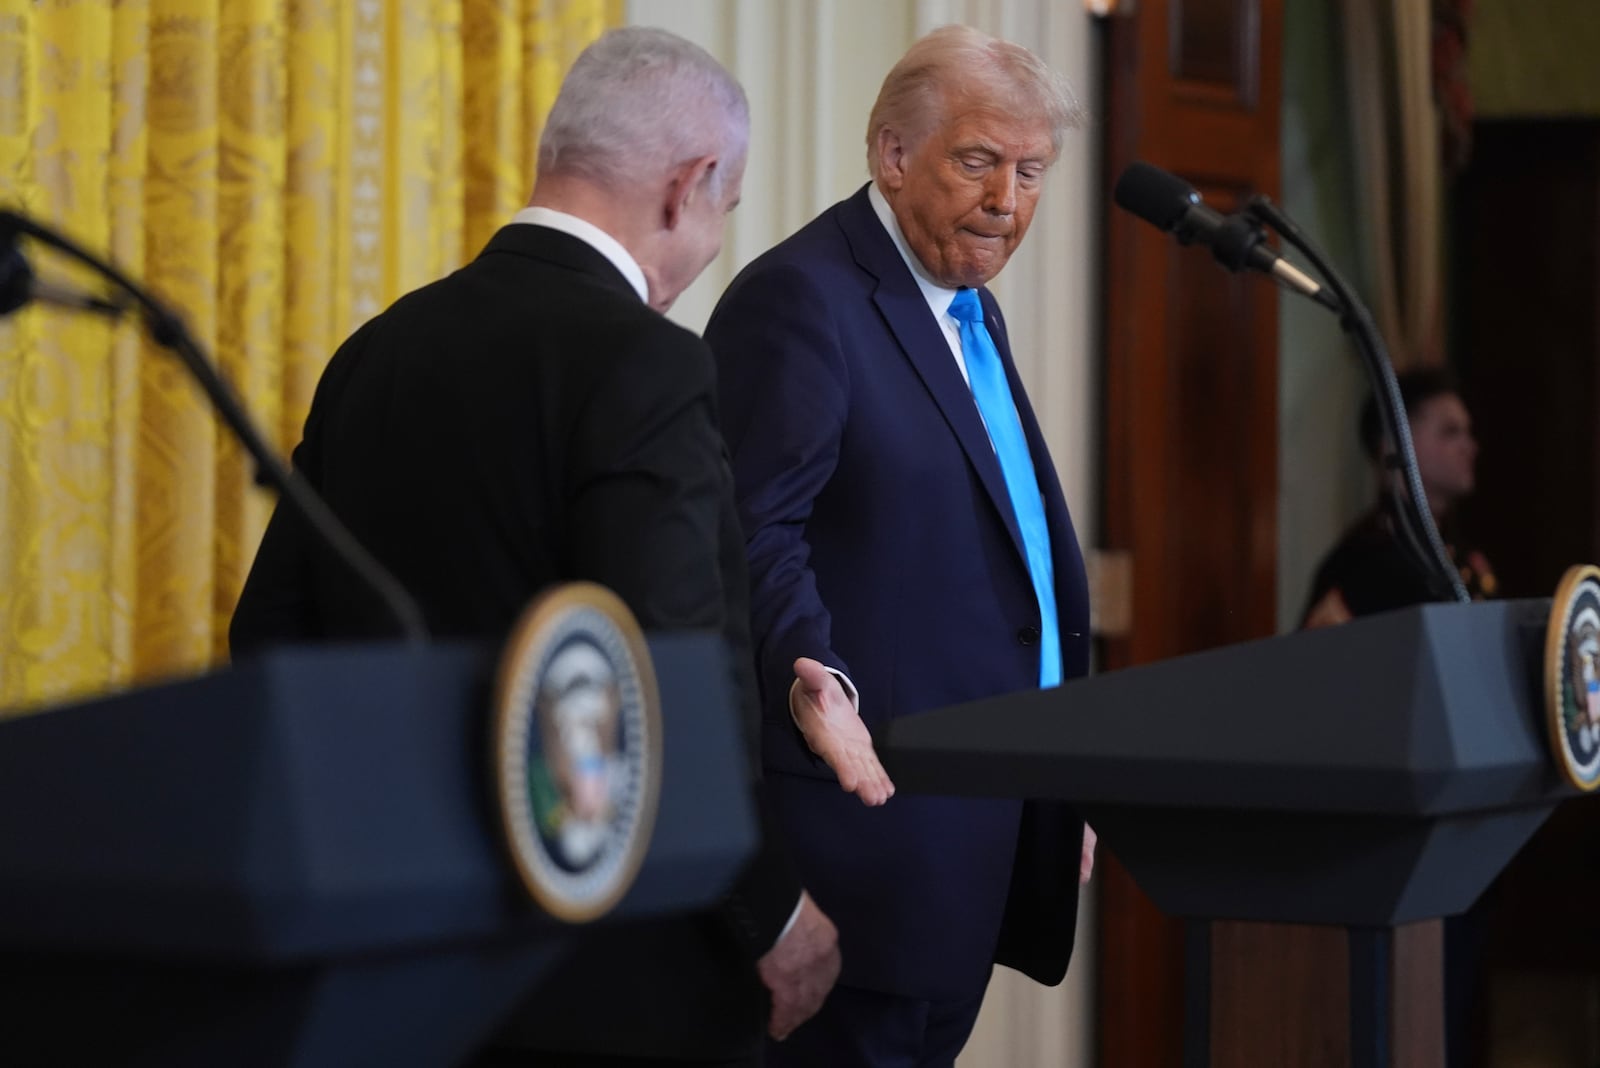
1, 244, 125, 319
1113, 162, 1338, 311
0, 206, 431, 642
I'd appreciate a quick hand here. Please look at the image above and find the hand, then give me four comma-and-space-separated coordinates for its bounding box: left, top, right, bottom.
757, 891, 841, 1041
1302, 588, 1352, 629
790, 657, 895, 806
1080, 823, 1097, 884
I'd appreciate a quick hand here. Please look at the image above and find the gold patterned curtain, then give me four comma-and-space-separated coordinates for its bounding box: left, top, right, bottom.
1341, 0, 1447, 371
0, 0, 616, 712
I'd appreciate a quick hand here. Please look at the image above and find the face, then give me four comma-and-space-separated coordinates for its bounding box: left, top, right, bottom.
1408, 392, 1477, 509
650, 153, 745, 312
877, 100, 1055, 289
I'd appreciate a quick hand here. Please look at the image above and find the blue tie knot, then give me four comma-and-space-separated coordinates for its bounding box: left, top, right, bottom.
948, 288, 983, 324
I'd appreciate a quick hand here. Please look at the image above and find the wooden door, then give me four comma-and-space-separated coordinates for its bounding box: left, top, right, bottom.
1098, 2, 1284, 1065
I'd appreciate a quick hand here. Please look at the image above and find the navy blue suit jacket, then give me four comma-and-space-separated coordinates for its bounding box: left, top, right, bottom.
706, 185, 1090, 999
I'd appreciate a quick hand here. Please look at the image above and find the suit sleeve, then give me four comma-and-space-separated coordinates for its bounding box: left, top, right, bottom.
566, 326, 803, 958
227, 439, 323, 656
564, 332, 729, 631
705, 264, 853, 739
229, 320, 380, 656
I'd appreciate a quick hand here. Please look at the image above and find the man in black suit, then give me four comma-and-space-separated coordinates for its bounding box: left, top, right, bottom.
229, 27, 839, 1067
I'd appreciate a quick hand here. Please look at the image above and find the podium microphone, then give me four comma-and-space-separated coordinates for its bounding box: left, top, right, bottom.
1109, 166, 1467, 603
1, 244, 125, 319
1113, 161, 1340, 312
0, 206, 430, 642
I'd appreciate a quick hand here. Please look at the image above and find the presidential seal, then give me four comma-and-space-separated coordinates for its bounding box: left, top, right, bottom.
1545, 564, 1600, 792
493, 583, 662, 921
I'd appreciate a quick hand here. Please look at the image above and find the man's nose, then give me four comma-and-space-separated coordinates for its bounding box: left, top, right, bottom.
985, 167, 1017, 215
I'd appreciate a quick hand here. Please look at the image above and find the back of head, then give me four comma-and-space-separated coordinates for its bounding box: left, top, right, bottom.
865, 24, 1086, 178
538, 27, 748, 198
1358, 367, 1461, 461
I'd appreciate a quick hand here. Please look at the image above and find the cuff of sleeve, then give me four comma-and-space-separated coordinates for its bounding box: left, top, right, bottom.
770, 892, 806, 953
787, 668, 860, 728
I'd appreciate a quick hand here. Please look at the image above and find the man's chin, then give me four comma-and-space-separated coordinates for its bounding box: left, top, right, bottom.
952, 252, 1012, 289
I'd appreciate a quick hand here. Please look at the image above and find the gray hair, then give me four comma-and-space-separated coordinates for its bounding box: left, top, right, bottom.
539, 27, 748, 198
866, 25, 1086, 179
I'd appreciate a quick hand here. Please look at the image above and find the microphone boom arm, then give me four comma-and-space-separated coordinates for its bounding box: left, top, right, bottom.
1243, 195, 1469, 605
1, 208, 431, 643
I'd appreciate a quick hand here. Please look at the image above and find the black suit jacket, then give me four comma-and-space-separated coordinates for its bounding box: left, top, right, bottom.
230, 224, 800, 1060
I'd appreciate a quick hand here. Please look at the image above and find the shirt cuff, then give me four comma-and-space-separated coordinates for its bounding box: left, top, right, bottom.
787, 668, 860, 726
771, 892, 806, 952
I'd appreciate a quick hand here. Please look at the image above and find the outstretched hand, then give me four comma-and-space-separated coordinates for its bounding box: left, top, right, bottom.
790, 657, 895, 806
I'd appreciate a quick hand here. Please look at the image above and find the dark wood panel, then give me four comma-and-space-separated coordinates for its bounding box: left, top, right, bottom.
1167, 229, 1276, 653
1102, 2, 1281, 677
1390, 920, 1445, 1068
1210, 921, 1349, 1068
1206, 921, 1443, 1068
1099, 1, 1282, 1064
1096, 856, 1186, 1068
1170, 0, 1260, 107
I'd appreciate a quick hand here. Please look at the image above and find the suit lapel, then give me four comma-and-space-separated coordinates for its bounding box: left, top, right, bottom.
838, 188, 1028, 565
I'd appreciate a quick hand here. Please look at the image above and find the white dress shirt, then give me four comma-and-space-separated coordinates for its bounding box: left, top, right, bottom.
508, 206, 650, 304
866, 183, 972, 383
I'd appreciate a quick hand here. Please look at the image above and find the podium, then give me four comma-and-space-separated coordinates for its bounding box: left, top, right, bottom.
0, 635, 755, 1067
886, 600, 1578, 1067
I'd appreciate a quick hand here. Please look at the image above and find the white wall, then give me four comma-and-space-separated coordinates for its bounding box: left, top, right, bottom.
1277, 0, 1372, 631
628, 0, 915, 331
626, 3, 1102, 1065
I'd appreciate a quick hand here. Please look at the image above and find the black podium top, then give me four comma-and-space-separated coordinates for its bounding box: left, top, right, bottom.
0, 636, 754, 959
887, 601, 1577, 925
0, 636, 757, 1067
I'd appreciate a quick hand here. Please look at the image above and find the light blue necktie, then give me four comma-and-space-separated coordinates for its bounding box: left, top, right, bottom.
948, 287, 1060, 687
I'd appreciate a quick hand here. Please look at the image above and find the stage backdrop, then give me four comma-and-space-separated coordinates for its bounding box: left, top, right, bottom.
0, 0, 616, 711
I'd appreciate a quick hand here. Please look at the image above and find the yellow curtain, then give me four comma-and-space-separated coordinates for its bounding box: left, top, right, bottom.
1341, 0, 1445, 370
0, 0, 617, 713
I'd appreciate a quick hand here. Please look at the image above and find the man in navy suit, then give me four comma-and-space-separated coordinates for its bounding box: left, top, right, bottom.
705, 24, 1096, 1067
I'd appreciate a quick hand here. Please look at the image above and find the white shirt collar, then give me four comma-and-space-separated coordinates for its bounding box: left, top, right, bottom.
509, 206, 650, 304
867, 182, 961, 321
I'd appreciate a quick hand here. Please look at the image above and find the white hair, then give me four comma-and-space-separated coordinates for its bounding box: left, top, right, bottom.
538, 27, 748, 199
866, 25, 1087, 180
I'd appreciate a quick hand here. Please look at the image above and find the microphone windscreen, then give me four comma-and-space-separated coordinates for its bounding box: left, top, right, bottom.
1113, 162, 1200, 233
0, 246, 34, 316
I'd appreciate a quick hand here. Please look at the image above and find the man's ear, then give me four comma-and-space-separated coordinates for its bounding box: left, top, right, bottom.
874, 128, 908, 192
663, 155, 718, 230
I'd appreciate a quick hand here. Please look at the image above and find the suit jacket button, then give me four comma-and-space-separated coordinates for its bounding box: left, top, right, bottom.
1017, 626, 1039, 646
